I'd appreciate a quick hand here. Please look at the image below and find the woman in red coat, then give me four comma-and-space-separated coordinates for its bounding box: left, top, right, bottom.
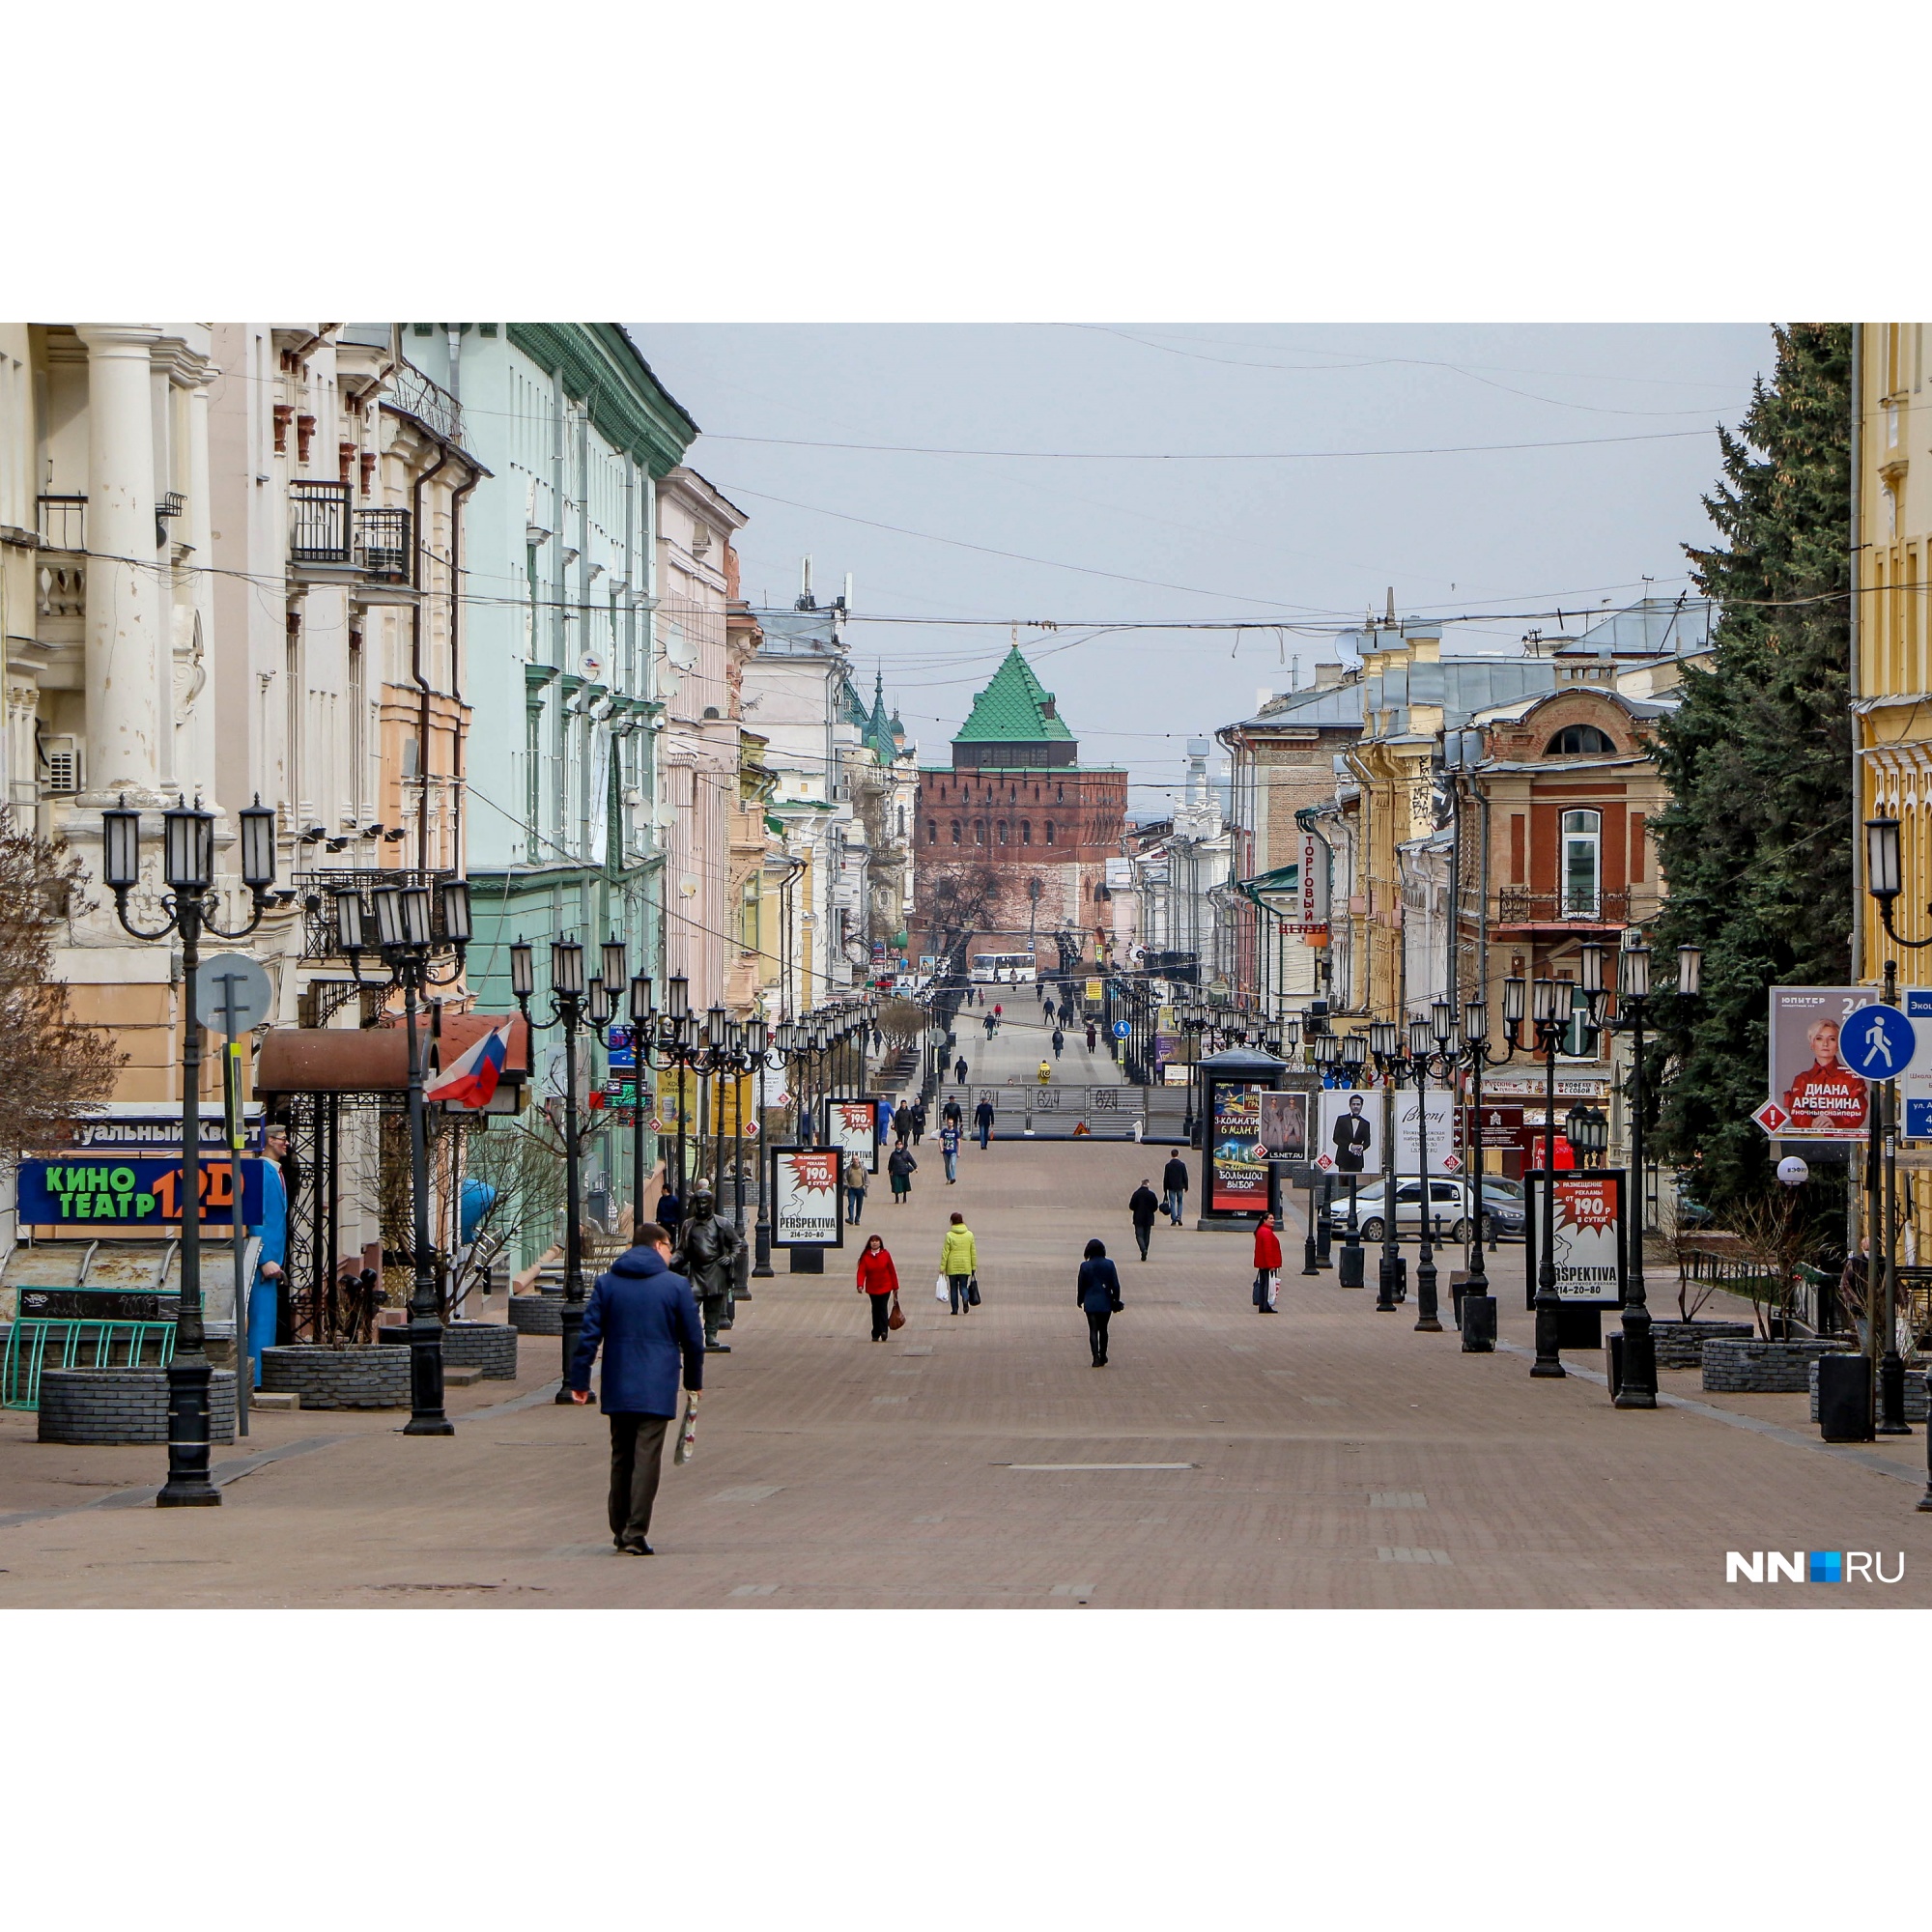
856, 1234, 900, 1343
1253, 1215, 1283, 1313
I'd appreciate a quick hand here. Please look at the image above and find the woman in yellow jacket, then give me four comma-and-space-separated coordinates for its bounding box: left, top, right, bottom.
940, 1211, 979, 1316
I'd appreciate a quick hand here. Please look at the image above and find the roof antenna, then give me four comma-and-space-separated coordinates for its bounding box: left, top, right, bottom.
797, 554, 815, 611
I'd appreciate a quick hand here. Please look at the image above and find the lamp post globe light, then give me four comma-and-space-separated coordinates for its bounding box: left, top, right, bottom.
513, 933, 613, 1405
1860, 812, 1926, 1438
102, 793, 279, 1504
336, 872, 472, 1435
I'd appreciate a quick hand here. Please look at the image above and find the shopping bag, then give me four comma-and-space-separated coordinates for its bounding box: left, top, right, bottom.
673, 1395, 698, 1466
1253, 1274, 1265, 1307
967, 1274, 981, 1306
935, 1275, 950, 1302
887, 1293, 906, 1332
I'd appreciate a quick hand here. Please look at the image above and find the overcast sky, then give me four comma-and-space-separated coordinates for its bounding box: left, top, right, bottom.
631, 324, 1774, 815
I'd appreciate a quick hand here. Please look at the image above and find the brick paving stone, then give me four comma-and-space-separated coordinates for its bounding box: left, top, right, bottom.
0, 1138, 1928, 1606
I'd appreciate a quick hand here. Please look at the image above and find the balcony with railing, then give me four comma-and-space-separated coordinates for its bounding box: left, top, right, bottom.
1493, 887, 1633, 930
289, 482, 412, 585
384, 361, 464, 448
37, 494, 86, 552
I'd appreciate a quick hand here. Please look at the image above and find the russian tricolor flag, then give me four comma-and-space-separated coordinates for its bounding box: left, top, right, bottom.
425, 1017, 514, 1110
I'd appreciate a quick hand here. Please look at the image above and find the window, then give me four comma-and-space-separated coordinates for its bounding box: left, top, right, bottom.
1509, 814, 1525, 884
1547, 724, 1616, 755
896, 807, 906, 838
1044, 822, 1055, 846
951, 821, 961, 845
1021, 820, 1031, 845
974, 820, 984, 845
1561, 809, 1601, 915
927, 820, 938, 845
997, 820, 1009, 845
1630, 812, 1646, 884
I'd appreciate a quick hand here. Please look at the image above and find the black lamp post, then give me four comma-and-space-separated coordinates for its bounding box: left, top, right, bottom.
627, 968, 655, 1240
1368, 1017, 1404, 1310
512, 934, 611, 1403
1595, 931, 1701, 1409
1406, 1000, 1459, 1334
336, 873, 473, 1435
1336, 1029, 1368, 1287
1508, 969, 1576, 1378
1860, 813, 1923, 1437
102, 793, 278, 1505
1452, 980, 1528, 1353
1303, 1030, 1337, 1275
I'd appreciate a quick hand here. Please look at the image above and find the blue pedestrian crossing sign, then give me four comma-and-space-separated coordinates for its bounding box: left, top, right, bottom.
1111, 1019, 1131, 1040
1839, 1003, 1918, 1080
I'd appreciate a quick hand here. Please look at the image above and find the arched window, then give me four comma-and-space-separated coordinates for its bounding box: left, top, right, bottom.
1547, 724, 1617, 755
1561, 810, 1602, 915
1044, 822, 1055, 846
974, 820, 984, 845
1021, 820, 1031, 845
926, 820, 937, 845
951, 821, 961, 845
997, 820, 1009, 845
896, 807, 906, 838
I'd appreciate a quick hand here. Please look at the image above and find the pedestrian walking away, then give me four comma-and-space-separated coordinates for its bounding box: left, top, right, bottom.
856, 1234, 900, 1342
888, 1142, 918, 1204
1085, 1021, 1097, 1052
1051, 1027, 1065, 1059
939, 1121, 961, 1182
983, 1012, 996, 1041
844, 1151, 869, 1225
1037, 1059, 1053, 1086
953, 1055, 968, 1085
941, 1210, 979, 1315
1254, 1213, 1283, 1312
1076, 1237, 1123, 1366
1128, 1179, 1159, 1260
1162, 1149, 1189, 1226
567, 1221, 704, 1556
975, 1095, 996, 1150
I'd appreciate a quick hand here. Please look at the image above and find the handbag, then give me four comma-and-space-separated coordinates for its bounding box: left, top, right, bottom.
967, 1274, 981, 1306
887, 1293, 905, 1332
935, 1275, 950, 1302
1252, 1273, 1266, 1307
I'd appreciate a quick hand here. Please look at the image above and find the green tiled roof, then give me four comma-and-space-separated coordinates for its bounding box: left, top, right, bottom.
954, 645, 1075, 744
865, 670, 897, 764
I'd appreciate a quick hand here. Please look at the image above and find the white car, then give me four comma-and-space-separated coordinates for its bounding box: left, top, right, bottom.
1323, 1177, 1526, 1244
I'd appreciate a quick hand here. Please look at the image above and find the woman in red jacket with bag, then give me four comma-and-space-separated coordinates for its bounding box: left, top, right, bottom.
856, 1234, 901, 1343
1253, 1214, 1283, 1313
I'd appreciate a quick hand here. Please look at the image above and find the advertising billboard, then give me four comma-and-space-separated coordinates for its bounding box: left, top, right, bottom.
823, 1096, 880, 1173
1208, 1082, 1269, 1213
1767, 987, 1877, 1139
1524, 1169, 1627, 1308
769, 1146, 843, 1247
1317, 1089, 1378, 1176
1256, 1090, 1309, 1164
16, 1156, 265, 1229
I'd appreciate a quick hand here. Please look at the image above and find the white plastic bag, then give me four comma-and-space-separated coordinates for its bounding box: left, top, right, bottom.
935, 1275, 950, 1302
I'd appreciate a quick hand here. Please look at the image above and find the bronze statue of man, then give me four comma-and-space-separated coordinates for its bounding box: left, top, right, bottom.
673, 1189, 744, 1352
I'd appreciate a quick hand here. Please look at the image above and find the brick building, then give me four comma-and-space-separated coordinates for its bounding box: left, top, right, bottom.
912, 645, 1126, 970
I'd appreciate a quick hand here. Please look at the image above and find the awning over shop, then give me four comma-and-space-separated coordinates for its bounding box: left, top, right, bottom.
254, 1013, 528, 1095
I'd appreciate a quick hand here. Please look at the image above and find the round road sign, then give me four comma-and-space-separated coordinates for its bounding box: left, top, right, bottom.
1840, 1003, 1918, 1080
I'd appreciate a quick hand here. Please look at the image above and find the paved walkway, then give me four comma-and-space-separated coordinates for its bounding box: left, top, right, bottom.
1, 1136, 1926, 1607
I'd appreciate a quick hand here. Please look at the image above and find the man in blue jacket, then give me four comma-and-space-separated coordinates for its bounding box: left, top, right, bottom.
568, 1221, 706, 1555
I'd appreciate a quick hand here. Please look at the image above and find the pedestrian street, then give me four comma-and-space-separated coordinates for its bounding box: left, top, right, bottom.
2, 1120, 1926, 1608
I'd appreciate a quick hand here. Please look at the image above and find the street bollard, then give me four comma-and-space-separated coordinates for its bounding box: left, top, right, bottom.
1375, 1253, 1398, 1311
1461, 1293, 1497, 1351
1339, 1241, 1364, 1288
1302, 1230, 1320, 1276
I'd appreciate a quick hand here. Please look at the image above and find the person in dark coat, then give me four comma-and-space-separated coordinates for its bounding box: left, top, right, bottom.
888, 1143, 918, 1204
568, 1222, 705, 1555
975, 1095, 996, 1150
1161, 1150, 1189, 1226
1128, 1179, 1160, 1261
1051, 1027, 1065, 1059
1076, 1237, 1122, 1366
1085, 1022, 1097, 1052
655, 1183, 682, 1236
953, 1055, 969, 1085
909, 1100, 927, 1146
942, 1094, 964, 1132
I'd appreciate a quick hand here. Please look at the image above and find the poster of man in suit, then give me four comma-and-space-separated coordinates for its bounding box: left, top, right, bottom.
1319, 1091, 1378, 1174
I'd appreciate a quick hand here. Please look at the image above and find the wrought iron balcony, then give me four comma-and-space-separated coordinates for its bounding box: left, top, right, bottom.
385, 361, 464, 447
291, 479, 352, 564
37, 494, 86, 552
355, 506, 412, 583
1494, 888, 1631, 928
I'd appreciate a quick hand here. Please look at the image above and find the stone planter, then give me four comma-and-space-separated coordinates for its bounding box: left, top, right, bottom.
508, 1295, 567, 1337
1648, 1320, 1755, 1371
379, 1321, 517, 1378
1808, 1357, 1930, 1424
1702, 1336, 1849, 1395
261, 1344, 410, 1409
39, 1367, 238, 1445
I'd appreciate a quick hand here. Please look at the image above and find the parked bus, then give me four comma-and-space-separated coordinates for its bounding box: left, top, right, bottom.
969, 952, 1037, 984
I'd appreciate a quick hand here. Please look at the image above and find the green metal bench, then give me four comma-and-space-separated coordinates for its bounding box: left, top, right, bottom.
1, 1287, 177, 1410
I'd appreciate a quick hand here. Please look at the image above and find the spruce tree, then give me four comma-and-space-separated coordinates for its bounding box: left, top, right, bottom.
1648, 324, 1852, 1208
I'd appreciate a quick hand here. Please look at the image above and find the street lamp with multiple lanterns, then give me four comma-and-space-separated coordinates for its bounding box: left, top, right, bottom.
335, 872, 473, 1436
102, 794, 279, 1506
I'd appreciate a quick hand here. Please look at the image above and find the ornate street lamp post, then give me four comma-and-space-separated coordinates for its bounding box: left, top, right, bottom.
336, 873, 473, 1435
1368, 1017, 1404, 1310
1593, 932, 1701, 1408
102, 793, 278, 1504
1861, 813, 1925, 1437
1336, 1029, 1368, 1288
512, 934, 612, 1402
1405, 1001, 1460, 1334
1506, 970, 1576, 1378
1452, 976, 1528, 1353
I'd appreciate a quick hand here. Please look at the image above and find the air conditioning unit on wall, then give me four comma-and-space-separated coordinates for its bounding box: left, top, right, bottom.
41, 735, 83, 794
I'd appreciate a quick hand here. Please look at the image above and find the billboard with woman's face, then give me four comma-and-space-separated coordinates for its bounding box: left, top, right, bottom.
1769, 988, 1875, 1139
